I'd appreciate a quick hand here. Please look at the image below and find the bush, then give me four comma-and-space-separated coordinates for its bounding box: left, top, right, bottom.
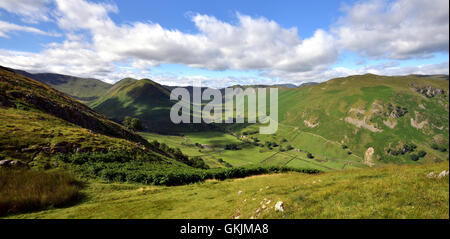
418, 150, 427, 158
307, 153, 314, 159
410, 154, 420, 161
225, 143, 241, 150
187, 156, 209, 169
0, 169, 82, 216
123, 116, 143, 131
342, 145, 348, 149
431, 143, 439, 150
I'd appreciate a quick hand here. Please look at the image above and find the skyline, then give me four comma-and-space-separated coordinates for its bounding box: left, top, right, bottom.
0, 0, 448, 87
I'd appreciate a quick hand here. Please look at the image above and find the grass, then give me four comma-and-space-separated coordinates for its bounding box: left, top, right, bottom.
6, 161, 448, 219
0, 169, 82, 216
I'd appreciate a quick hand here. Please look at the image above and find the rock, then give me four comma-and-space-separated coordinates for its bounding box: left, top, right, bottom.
237, 190, 243, 195
364, 147, 375, 167
234, 215, 240, 219
438, 170, 449, 178
426, 172, 436, 178
266, 200, 271, 205
275, 201, 284, 212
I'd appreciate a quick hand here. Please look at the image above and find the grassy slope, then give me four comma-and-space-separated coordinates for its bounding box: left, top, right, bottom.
90, 78, 214, 133
252, 74, 449, 166
7, 161, 448, 219
12, 68, 112, 103
0, 67, 177, 168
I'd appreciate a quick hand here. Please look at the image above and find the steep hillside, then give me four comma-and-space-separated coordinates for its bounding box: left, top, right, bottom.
90, 78, 216, 133
272, 74, 449, 166
12, 68, 112, 103
0, 66, 157, 167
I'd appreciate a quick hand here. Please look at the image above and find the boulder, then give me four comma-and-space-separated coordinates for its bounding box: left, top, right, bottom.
275, 201, 284, 212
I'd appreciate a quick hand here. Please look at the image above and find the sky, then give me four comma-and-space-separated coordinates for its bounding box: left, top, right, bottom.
0, 0, 448, 87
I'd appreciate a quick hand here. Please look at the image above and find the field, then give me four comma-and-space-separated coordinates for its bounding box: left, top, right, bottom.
6, 161, 448, 219
140, 124, 369, 171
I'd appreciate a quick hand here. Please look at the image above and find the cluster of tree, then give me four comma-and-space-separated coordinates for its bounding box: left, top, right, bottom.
217, 158, 232, 168
410, 150, 427, 161
123, 116, 143, 131
431, 143, 447, 152
149, 140, 208, 169
225, 143, 241, 150
265, 141, 279, 149
279, 145, 294, 152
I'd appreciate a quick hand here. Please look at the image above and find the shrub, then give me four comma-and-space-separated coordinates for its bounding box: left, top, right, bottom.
225, 143, 241, 150
410, 154, 420, 161
342, 145, 348, 149
418, 150, 427, 158
307, 153, 314, 159
431, 143, 439, 150
0, 169, 82, 216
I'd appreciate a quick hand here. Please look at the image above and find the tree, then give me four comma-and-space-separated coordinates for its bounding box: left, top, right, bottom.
123, 116, 143, 131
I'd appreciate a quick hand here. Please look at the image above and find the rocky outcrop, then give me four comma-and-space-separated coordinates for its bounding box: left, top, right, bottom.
412, 85, 447, 98
345, 116, 383, 132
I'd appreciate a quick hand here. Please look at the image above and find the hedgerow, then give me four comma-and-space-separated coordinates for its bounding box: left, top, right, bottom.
58, 152, 320, 186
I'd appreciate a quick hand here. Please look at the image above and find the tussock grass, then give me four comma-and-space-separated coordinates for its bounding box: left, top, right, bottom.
0, 169, 82, 216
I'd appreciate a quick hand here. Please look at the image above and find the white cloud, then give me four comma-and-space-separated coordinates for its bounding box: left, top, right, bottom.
0, 0, 448, 87
0, 20, 59, 37
0, 0, 51, 23
333, 0, 449, 59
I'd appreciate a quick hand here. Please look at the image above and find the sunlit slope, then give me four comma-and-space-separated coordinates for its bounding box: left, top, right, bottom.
8, 161, 448, 219
0, 67, 159, 167
275, 74, 449, 165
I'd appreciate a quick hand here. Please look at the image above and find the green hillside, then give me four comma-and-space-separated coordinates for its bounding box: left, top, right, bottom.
7, 161, 449, 219
267, 74, 449, 166
0, 66, 163, 167
12, 68, 112, 103
90, 77, 216, 133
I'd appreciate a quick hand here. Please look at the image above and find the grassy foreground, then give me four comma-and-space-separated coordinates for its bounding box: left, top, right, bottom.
5, 161, 448, 219
0, 169, 82, 216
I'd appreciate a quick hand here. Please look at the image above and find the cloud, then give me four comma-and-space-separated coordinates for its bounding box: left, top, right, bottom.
0, 0, 448, 87
333, 0, 449, 59
0, 20, 59, 38
0, 0, 52, 23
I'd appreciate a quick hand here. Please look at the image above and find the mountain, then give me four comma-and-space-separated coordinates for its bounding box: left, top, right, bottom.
272, 73, 449, 165
298, 82, 318, 87
12, 68, 112, 103
89, 77, 216, 134
0, 66, 162, 167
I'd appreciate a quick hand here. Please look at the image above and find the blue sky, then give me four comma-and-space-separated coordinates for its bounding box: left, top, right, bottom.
0, 0, 448, 87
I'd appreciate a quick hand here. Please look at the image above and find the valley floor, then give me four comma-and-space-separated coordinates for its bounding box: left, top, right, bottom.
6, 161, 449, 219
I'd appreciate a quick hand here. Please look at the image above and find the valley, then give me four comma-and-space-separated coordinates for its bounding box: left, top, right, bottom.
0, 66, 448, 219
